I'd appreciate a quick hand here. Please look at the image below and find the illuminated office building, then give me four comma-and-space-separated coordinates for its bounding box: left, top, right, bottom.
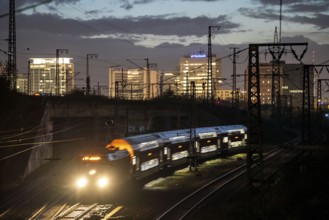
28, 58, 74, 95
161, 71, 180, 96
16, 73, 28, 94
109, 67, 160, 100
179, 52, 222, 99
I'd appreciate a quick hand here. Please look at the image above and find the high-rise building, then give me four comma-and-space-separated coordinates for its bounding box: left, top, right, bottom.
161, 71, 180, 96
246, 61, 313, 109
16, 73, 28, 94
109, 67, 160, 100
282, 63, 314, 109
179, 52, 222, 99
28, 58, 74, 96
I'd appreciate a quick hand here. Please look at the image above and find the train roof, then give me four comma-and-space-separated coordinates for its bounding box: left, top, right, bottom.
214, 124, 247, 133
124, 133, 161, 145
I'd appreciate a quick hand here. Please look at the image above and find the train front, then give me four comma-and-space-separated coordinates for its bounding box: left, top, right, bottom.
74, 153, 112, 192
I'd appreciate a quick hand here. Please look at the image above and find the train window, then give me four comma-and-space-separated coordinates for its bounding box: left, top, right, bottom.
108, 150, 129, 161
201, 145, 217, 153
223, 137, 228, 143
164, 147, 168, 155
132, 156, 136, 165
141, 158, 159, 171
139, 141, 159, 151
172, 150, 188, 161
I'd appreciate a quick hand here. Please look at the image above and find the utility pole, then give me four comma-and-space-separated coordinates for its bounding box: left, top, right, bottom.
279, 0, 282, 42
270, 27, 284, 116
207, 25, 220, 101
121, 68, 127, 99
189, 81, 197, 171
56, 49, 68, 96
27, 60, 31, 95
146, 58, 150, 99
317, 78, 329, 112
86, 53, 98, 95
247, 42, 308, 219
231, 47, 239, 108
8, 0, 17, 91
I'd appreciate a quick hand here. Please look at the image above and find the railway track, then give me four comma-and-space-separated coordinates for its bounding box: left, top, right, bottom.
29, 203, 123, 220
155, 145, 302, 220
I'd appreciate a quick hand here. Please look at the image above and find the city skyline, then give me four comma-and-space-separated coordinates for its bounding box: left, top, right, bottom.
0, 0, 328, 91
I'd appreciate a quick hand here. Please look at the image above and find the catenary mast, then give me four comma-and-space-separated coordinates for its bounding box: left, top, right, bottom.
8, 0, 17, 91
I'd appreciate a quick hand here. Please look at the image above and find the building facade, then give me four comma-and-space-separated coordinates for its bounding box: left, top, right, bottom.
108, 52, 222, 100
16, 73, 28, 94
109, 67, 161, 100
179, 52, 222, 99
28, 58, 74, 96
161, 71, 180, 96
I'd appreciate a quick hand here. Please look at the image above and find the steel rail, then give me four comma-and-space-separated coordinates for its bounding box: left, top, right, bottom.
52, 203, 119, 220
156, 144, 296, 220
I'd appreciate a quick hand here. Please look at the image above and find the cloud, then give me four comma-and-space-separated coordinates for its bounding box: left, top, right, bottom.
289, 14, 329, 29
238, 7, 278, 21
133, 0, 156, 4
250, 0, 329, 13
286, 2, 329, 13
120, 0, 134, 10
10, 12, 239, 40
118, 0, 225, 10
181, 0, 224, 1
239, 3, 329, 30
251, 0, 324, 6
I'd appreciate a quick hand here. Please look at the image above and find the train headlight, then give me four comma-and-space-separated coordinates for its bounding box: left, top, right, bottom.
89, 169, 96, 175
76, 177, 88, 188
97, 177, 109, 188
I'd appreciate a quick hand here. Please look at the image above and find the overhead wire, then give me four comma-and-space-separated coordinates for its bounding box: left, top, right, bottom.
0, 138, 83, 161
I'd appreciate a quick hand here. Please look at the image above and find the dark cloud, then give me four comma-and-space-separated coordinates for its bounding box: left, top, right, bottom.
107, 15, 238, 36
239, 2, 329, 29
181, 0, 223, 2
133, 0, 156, 4
0, 0, 80, 17
252, 0, 320, 6
120, 0, 134, 10
238, 7, 278, 21
154, 42, 185, 49
251, 0, 329, 13
120, 0, 225, 10
287, 2, 329, 13
7, 12, 239, 38
289, 13, 329, 29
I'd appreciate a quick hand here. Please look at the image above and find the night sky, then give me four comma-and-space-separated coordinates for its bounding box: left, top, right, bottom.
0, 0, 328, 90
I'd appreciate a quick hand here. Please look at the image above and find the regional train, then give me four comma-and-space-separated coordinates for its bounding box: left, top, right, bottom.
74, 124, 247, 190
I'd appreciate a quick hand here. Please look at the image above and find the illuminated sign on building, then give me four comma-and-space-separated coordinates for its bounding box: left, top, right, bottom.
191, 54, 207, 58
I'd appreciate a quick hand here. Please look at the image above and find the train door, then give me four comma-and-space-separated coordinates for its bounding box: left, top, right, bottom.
221, 133, 229, 150
217, 136, 221, 150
